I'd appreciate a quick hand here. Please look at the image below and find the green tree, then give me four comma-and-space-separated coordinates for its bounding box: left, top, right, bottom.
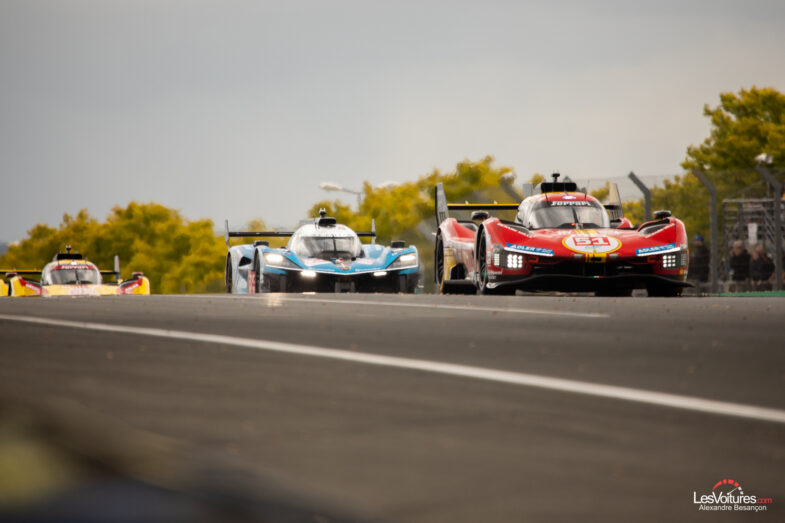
683, 86, 785, 172
0, 210, 100, 270
229, 218, 289, 249
622, 87, 785, 239
0, 202, 226, 293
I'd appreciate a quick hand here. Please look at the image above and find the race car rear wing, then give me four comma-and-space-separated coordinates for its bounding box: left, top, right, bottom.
225, 220, 295, 247
225, 220, 377, 247
100, 255, 121, 281
435, 183, 519, 225
1, 269, 42, 279
356, 221, 377, 244
3, 255, 121, 281
604, 183, 625, 225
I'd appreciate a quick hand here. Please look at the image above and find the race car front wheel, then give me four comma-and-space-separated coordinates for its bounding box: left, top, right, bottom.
477, 236, 515, 296
477, 235, 492, 295
435, 235, 445, 287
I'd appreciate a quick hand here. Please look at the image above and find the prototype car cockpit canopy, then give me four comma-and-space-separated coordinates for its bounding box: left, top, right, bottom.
42, 264, 102, 285
515, 172, 611, 229
523, 199, 610, 229
288, 225, 363, 260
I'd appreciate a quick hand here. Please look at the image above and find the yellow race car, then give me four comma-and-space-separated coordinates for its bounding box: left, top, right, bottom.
2, 246, 150, 297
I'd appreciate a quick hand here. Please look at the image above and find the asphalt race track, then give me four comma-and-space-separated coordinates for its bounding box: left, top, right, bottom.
1, 294, 783, 522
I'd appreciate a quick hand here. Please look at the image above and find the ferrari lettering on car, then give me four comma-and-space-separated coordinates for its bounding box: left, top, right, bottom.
549, 200, 592, 206
434, 172, 691, 297
224, 210, 421, 294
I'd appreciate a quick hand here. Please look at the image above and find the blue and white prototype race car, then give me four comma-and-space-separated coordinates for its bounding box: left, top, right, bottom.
225, 211, 420, 293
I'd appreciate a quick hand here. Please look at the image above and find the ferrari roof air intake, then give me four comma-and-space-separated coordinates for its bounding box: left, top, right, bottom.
54, 245, 85, 261
539, 172, 578, 194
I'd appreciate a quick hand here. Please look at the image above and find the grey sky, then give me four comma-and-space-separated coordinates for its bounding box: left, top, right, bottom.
1, 0, 784, 241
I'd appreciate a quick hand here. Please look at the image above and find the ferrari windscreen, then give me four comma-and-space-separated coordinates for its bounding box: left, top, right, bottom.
49, 268, 101, 284
529, 200, 610, 229
291, 235, 362, 259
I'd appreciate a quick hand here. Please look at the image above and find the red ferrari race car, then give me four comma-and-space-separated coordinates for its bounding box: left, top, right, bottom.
434, 174, 691, 296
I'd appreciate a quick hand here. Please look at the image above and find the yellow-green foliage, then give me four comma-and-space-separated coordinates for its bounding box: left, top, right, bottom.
309, 156, 517, 290
0, 202, 226, 294
683, 86, 785, 173
309, 155, 516, 241
621, 87, 785, 237
589, 182, 610, 203
231, 218, 288, 249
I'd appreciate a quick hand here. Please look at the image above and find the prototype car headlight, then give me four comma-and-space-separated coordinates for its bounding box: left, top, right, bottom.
388, 252, 418, 269
661, 250, 687, 269
505, 253, 524, 269
494, 250, 523, 269
263, 252, 299, 269
493, 246, 524, 269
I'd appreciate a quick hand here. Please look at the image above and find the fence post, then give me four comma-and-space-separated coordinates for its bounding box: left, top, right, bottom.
755, 166, 783, 291
691, 170, 719, 294
627, 171, 651, 221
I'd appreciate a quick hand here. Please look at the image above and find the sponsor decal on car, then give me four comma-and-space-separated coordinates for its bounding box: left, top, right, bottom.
53, 264, 95, 271
635, 242, 679, 256
548, 200, 591, 206
693, 478, 772, 512
66, 285, 100, 296
562, 234, 621, 254
504, 243, 554, 257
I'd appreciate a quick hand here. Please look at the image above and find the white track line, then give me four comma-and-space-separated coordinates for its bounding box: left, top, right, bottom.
157, 294, 609, 319
2, 314, 783, 425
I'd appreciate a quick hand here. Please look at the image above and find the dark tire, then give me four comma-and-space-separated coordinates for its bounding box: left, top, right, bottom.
476, 235, 516, 296
435, 234, 445, 290
253, 256, 263, 293
225, 255, 233, 293
397, 275, 414, 294
646, 284, 683, 297
477, 235, 491, 294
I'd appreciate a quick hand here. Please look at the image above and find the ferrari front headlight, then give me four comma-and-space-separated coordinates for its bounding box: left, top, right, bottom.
505, 253, 523, 269
661, 250, 687, 269
492, 245, 524, 269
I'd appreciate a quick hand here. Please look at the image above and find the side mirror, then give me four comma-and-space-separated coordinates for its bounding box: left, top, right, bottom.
471, 210, 490, 221
391, 240, 406, 249
653, 210, 672, 219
